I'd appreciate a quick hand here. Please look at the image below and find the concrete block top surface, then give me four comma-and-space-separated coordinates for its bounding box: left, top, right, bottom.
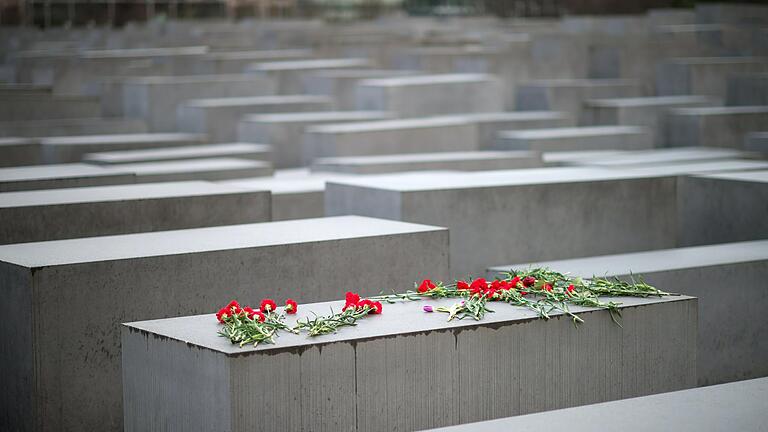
573, 147, 746, 167
542, 150, 629, 165
584, 95, 717, 108
522, 78, 640, 88
40, 133, 204, 146
665, 56, 768, 65
80, 46, 208, 59
0, 215, 446, 268
83, 143, 270, 164
125, 74, 271, 85
616, 159, 768, 176
0, 137, 37, 146
203, 49, 312, 61
670, 105, 768, 116
436, 111, 569, 123
241, 111, 392, 123
221, 173, 354, 194
0, 163, 132, 182
424, 378, 768, 432
0, 181, 258, 208
327, 166, 673, 192
308, 68, 420, 79
307, 117, 473, 134
499, 126, 647, 139
488, 239, 768, 277
314, 151, 539, 165
249, 58, 370, 71
110, 157, 270, 175
123, 292, 694, 356
182, 94, 332, 108
358, 73, 497, 86
693, 169, 768, 184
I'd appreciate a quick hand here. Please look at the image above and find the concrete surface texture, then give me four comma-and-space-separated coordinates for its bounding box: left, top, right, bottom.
424, 378, 768, 432
495, 126, 653, 152
83, 143, 272, 165
0, 216, 449, 432
121, 294, 696, 431
488, 239, 768, 386
0, 162, 136, 192
40, 133, 207, 164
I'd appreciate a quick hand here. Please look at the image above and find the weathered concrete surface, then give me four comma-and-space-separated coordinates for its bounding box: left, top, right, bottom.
326, 168, 677, 277
304, 117, 479, 164
515, 79, 644, 120
40, 133, 207, 164
581, 95, 718, 145
678, 171, 768, 247
726, 74, 768, 106
0, 137, 41, 167
0, 181, 271, 244
356, 74, 505, 117
665, 106, 768, 148
0, 95, 101, 121
237, 111, 393, 168
121, 75, 276, 131
177, 95, 334, 142
556, 147, 748, 168
83, 143, 271, 165
121, 294, 696, 431
0, 163, 135, 192
0, 216, 449, 432
426, 378, 768, 432
302, 69, 421, 109
0, 117, 147, 138
440, 111, 575, 150
495, 126, 653, 152
608, 159, 768, 176
247, 58, 372, 94
311, 151, 543, 174
488, 240, 768, 386
113, 158, 273, 182
656, 57, 768, 98
745, 132, 768, 153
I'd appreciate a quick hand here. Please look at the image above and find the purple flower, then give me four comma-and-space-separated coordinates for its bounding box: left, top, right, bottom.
423, 305, 434, 313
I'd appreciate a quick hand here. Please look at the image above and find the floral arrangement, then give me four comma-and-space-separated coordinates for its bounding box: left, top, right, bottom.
216, 268, 674, 347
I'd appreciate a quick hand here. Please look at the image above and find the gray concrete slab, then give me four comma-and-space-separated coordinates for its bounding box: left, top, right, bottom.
656, 57, 768, 98
304, 117, 480, 164
0, 137, 41, 167
247, 58, 372, 94
83, 143, 271, 165
121, 294, 696, 431
665, 105, 768, 148
311, 150, 543, 174
113, 158, 273, 182
193, 49, 314, 74
678, 171, 768, 246
426, 377, 768, 432
582, 95, 718, 145
326, 167, 677, 277
121, 74, 276, 132
556, 147, 749, 167
495, 126, 653, 152
302, 69, 422, 109
612, 159, 768, 176
488, 240, 768, 386
0, 117, 148, 138
0, 215, 448, 432
726, 74, 768, 106
356, 73, 505, 117
238, 111, 394, 168
0, 181, 271, 244
745, 131, 768, 153
440, 111, 575, 150
40, 133, 207, 164
0, 94, 101, 121
177, 95, 334, 142
0, 163, 135, 192
541, 150, 629, 166
515, 79, 644, 120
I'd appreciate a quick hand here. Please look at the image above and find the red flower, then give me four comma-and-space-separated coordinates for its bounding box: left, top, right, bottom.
418, 279, 437, 293
509, 276, 520, 288
226, 300, 241, 313
485, 288, 498, 299
522, 276, 535, 288
490, 280, 501, 290
456, 281, 470, 290
216, 307, 230, 323
358, 299, 373, 309
285, 299, 298, 314
345, 292, 360, 305
470, 278, 488, 291
253, 310, 265, 322
543, 283, 553, 292
260, 298, 277, 313
243, 306, 257, 319
370, 301, 383, 314
520, 291, 528, 296
567, 284, 575, 295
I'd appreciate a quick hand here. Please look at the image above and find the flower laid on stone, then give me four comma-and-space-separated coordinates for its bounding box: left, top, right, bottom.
216, 268, 675, 348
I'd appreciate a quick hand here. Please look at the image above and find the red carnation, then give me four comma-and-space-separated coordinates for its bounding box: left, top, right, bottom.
509, 276, 520, 288
490, 280, 501, 290
418, 279, 437, 293
370, 301, 383, 314
470, 278, 488, 291
243, 306, 257, 319
253, 310, 265, 322
543, 283, 553, 292
567, 284, 575, 295
260, 298, 277, 313
456, 281, 470, 290
226, 300, 241, 313
358, 299, 373, 309
285, 299, 298, 314
216, 307, 230, 323
520, 291, 528, 296
522, 276, 535, 288
345, 292, 361, 305
485, 288, 498, 300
